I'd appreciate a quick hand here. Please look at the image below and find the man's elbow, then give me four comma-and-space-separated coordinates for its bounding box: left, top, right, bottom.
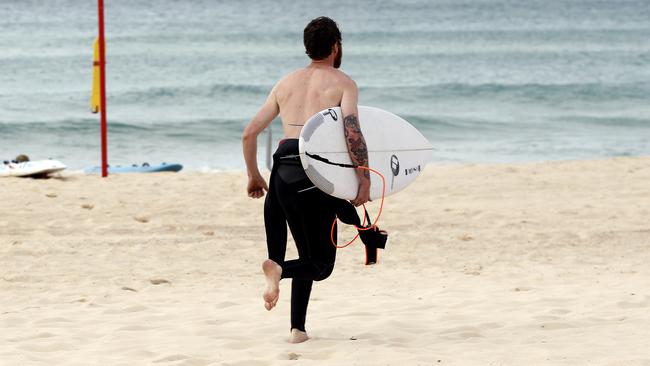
242, 124, 258, 142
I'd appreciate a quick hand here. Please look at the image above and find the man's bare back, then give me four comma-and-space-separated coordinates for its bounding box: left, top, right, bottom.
273, 64, 355, 138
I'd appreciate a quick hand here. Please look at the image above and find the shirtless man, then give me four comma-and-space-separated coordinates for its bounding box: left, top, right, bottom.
242, 17, 370, 343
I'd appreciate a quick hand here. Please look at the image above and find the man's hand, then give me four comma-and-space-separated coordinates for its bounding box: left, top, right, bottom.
350, 175, 370, 207
247, 174, 268, 199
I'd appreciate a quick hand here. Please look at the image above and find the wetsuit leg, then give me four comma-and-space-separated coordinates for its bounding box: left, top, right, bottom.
272, 161, 342, 332
278, 180, 341, 332
336, 200, 362, 226
265, 139, 345, 332
290, 279, 312, 332
264, 166, 287, 264
275, 178, 338, 281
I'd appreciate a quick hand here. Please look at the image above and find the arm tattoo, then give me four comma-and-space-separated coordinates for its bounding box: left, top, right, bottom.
343, 114, 370, 179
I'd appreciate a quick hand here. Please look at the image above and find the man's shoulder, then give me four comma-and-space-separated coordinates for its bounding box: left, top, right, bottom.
331, 68, 355, 83
326, 69, 356, 91
274, 69, 305, 89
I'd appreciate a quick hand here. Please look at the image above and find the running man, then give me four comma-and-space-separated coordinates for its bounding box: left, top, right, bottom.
242, 17, 370, 343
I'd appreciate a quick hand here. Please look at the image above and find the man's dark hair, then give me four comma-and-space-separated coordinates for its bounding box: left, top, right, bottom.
303, 17, 341, 60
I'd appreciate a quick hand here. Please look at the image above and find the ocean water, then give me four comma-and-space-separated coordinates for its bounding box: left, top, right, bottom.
1, 0, 649, 170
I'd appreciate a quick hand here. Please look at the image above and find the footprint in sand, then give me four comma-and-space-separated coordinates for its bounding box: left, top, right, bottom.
103, 305, 148, 314
150, 279, 171, 285
462, 264, 483, 276
3, 274, 32, 281
439, 325, 485, 339
153, 354, 190, 363
550, 308, 571, 315
617, 298, 649, 309
134, 216, 150, 223
513, 286, 532, 292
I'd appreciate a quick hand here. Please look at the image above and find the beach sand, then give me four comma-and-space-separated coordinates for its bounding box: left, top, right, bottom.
2, 157, 650, 366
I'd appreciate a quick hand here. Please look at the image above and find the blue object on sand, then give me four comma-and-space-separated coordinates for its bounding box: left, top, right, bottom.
85, 162, 183, 174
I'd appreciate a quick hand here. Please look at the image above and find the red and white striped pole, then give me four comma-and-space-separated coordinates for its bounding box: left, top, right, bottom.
97, 0, 108, 177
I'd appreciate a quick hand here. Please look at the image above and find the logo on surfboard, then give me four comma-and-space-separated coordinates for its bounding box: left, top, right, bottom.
390, 155, 400, 190
323, 108, 338, 121
404, 165, 421, 175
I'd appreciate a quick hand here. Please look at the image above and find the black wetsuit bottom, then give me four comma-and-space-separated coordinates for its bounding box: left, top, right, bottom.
264, 139, 352, 332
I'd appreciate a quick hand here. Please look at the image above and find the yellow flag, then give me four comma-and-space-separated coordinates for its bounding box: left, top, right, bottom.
91, 38, 101, 113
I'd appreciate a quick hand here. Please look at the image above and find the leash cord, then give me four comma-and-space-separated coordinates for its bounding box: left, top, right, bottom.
303, 152, 386, 249
330, 165, 386, 249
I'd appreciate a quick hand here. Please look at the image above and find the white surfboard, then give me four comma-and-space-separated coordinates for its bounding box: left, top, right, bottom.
299, 106, 433, 200
0, 159, 67, 177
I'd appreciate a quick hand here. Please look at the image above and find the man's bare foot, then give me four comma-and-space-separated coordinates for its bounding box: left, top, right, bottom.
262, 259, 282, 311
289, 328, 309, 343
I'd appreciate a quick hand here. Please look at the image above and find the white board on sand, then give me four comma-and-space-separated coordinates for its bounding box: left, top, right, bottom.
0, 159, 67, 177
299, 106, 433, 200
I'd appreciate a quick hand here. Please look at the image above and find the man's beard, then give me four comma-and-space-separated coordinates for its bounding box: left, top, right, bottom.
334, 44, 342, 69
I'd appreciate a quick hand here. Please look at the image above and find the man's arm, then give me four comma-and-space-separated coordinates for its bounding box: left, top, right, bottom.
242, 86, 280, 198
340, 79, 370, 206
